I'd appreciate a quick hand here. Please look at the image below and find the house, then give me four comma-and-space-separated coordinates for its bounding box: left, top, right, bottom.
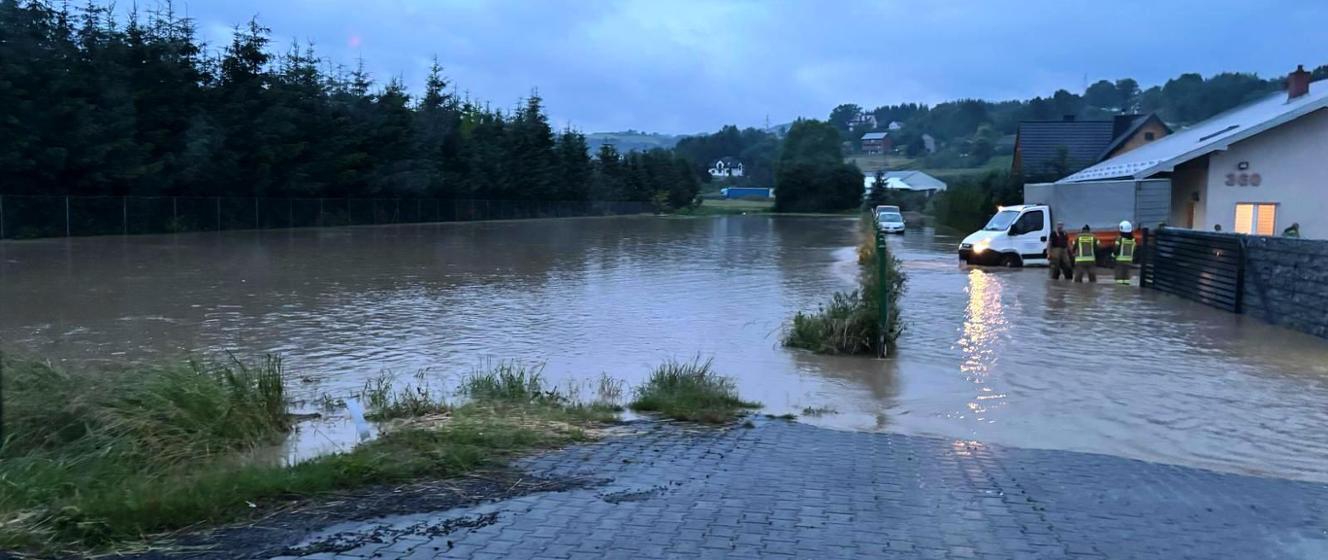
852, 114, 878, 129
1058, 66, 1327, 239
708, 157, 744, 178
1012, 113, 1170, 180
863, 170, 948, 194
860, 132, 891, 154
887, 121, 903, 131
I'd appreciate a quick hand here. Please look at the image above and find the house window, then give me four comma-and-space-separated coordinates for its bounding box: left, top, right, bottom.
1144, 132, 1156, 141
1234, 203, 1277, 236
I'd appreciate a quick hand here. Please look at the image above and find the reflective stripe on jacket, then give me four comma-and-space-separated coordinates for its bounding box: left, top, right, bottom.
1074, 235, 1096, 263
1115, 238, 1135, 263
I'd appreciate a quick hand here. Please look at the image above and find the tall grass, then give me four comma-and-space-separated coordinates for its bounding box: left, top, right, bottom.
0, 354, 291, 550
628, 358, 759, 423
361, 370, 449, 421
459, 361, 560, 404
783, 214, 906, 355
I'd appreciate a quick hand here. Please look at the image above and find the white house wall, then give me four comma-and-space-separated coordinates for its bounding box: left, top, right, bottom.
1204, 108, 1328, 239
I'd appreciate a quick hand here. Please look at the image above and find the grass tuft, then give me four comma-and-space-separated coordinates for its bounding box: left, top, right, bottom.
360, 370, 449, 421
627, 358, 759, 423
459, 361, 561, 404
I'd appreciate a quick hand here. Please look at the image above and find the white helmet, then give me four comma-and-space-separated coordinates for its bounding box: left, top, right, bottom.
1119, 220, 1133, 234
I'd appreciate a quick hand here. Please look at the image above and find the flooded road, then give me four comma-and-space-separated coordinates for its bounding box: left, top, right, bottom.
2, 215, 1327, 481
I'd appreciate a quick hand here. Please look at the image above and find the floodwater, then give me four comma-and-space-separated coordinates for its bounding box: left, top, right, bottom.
2, 216, 1327, 481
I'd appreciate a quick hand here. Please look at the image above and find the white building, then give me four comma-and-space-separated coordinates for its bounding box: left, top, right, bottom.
1060, 66, 1327, 239
708, 157, 744, 178
864, 170, 948, 194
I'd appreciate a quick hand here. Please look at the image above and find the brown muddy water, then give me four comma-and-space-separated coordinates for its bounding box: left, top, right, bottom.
2, 215, 1327, 481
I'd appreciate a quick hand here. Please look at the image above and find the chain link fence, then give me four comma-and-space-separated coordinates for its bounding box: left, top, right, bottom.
0, 196, 651, 240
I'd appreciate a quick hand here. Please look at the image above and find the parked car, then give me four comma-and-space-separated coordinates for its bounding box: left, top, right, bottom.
877, 211, 906, 234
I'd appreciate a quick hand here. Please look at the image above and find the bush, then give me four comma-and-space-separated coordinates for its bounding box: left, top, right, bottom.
783, 215, 906, 355
628, 358, 759, 423
930, 171, 1023, 232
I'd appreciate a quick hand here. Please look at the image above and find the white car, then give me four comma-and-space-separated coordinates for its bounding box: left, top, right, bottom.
877, 211, 906, 234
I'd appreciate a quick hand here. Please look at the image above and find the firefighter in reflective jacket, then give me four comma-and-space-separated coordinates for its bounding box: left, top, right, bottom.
1114, 220, 1136, 285
1073, 225, 1097, 283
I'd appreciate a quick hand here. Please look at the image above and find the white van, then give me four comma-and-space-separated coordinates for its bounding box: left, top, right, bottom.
958, 204, 1051, 267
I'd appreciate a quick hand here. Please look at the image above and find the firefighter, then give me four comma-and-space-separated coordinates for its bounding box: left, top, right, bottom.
1114, 220, 1136, 285
1073, 224, 1097, 283
1048, 221, 1072, 280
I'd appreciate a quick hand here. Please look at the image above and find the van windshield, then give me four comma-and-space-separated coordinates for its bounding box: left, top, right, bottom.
983, 210, 1021, 231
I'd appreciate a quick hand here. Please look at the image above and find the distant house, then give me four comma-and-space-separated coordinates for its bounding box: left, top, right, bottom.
709, 157, 744, 178
863, 170, 948, 194
860, 132, 892, 154
887, 121, 903, 131
1012, 113, 1170, 180
852, 114, 878, 129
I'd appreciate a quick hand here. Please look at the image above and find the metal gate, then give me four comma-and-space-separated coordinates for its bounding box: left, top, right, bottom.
1141, 227, 1245, 312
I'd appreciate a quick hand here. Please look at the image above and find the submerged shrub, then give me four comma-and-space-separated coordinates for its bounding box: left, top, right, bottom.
783, 214, 905, 355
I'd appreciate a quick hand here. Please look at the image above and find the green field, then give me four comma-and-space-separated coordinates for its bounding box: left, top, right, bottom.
680, 198, 775, 215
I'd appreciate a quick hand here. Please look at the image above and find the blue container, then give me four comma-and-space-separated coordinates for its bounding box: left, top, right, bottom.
721, 187, 773, 199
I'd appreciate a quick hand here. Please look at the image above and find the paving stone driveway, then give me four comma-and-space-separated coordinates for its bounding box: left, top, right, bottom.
280, 419, 1328, 560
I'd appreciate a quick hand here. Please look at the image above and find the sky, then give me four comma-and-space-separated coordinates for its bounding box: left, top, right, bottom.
183, 0, 1328, 134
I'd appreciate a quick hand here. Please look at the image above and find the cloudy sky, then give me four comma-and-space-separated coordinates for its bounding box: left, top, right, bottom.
186, 0, 1328, 134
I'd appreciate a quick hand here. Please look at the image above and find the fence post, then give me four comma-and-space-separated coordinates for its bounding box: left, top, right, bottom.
172, 197, 178, 231
1139, 227, 1149, 290
65, 196, 71, 237
0, 194, 5, 239
876, 229, 890, 358
216, 197, 222, 231
289, 199, 294, 228
318, 197, 324, 227
1234, 235, 1247, 314
122, 197, 128, 235
254, 198, 260, 229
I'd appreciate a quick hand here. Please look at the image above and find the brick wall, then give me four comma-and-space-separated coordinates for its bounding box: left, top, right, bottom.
1242, 236, 1328, 338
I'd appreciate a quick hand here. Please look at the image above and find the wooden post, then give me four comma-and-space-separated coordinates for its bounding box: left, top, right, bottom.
122, 197, 128, 235
65, 196, 71, 237
0, 195, 5, 239
254, 198, 260, 229
172, 197, 178, 231
216, 197, 222, 231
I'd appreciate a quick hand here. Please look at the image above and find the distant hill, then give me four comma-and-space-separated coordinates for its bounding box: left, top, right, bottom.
585, 131, 684, 153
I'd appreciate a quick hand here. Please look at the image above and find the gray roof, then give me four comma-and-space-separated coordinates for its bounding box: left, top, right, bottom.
1016, 119, 1117, 177
860, 132, 889, 140
880, 170, 946, 190
1062, 79, 1328, 183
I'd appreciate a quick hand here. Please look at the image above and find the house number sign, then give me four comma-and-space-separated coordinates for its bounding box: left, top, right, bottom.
1224, 172, 1261, 187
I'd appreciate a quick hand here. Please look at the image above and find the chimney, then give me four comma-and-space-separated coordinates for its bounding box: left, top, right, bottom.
1287, 64, 1311, 100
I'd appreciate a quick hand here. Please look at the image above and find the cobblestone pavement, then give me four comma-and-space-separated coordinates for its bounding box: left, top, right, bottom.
278, 419, 1328, 560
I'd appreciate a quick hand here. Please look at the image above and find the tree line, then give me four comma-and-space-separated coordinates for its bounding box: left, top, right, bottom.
0, 0, 697, 207
830, 65, 1328, 167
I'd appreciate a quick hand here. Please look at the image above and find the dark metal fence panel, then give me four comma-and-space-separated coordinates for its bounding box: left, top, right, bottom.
1144, 227, 1245, 312
0, 195, 650, 240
